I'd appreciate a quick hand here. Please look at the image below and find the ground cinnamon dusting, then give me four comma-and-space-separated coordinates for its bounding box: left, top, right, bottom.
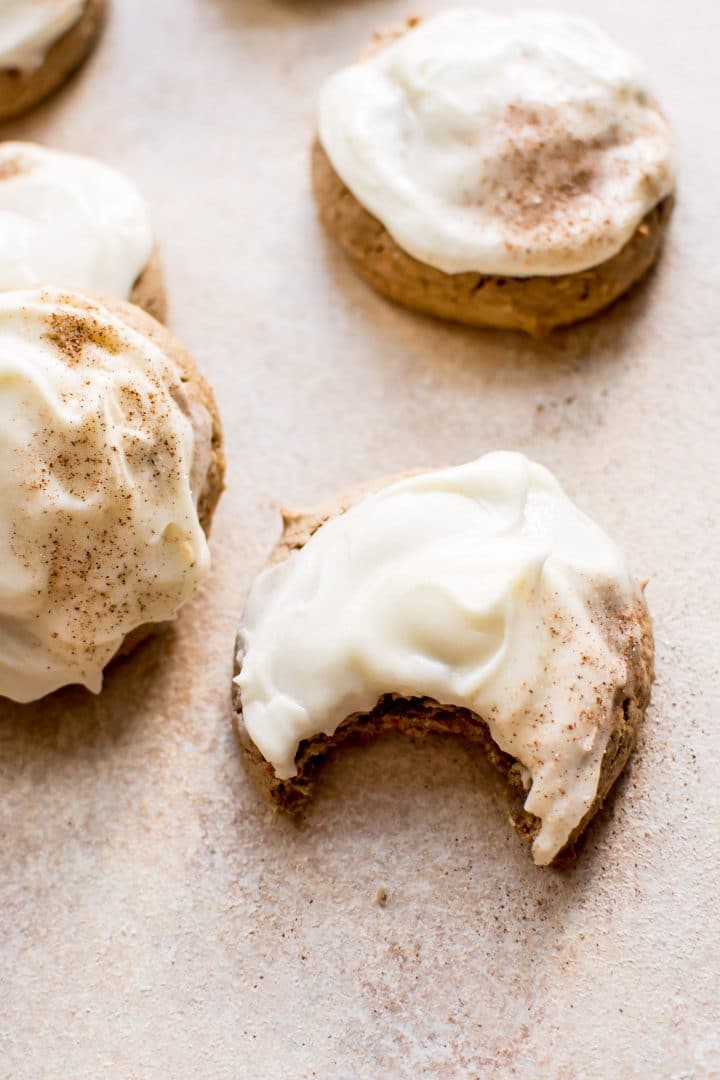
43, 311, 124, 363
488, 105, 620, 239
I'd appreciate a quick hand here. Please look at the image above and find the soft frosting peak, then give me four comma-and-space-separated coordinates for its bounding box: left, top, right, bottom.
236, 453, 640, 865
0, 142, 154, 298
318, 9, 674, 276
0, 0, 84, 71
0, 289, 211, 702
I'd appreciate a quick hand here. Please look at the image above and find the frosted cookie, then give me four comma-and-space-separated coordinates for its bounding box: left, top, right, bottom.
0, 0, 106, 123
313, 10, 675, 335
0, 287, 224, 702
233, 453, 653, 866
0, 142, 166, 321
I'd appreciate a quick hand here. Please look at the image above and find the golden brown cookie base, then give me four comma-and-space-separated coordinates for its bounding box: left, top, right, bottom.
312, 139, 674, 336
129, 245, 168, 324
0, 0, 107, 124
71, 293, 225, 661
232, 482, 654, 867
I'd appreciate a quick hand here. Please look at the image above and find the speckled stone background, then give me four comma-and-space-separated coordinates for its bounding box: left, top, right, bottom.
1, 1, 718, 1076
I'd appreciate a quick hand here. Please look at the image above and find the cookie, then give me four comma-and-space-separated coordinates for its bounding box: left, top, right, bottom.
0, 141, 166, 320
313, 11, 675, 334
0, 288, 225, 702
0, 0, 106, 123
233, 454, 654, 867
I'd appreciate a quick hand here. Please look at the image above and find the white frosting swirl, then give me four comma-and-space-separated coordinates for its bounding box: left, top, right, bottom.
318, 9, 674, 276
0, 142, 154, 299
0, 0, 84, 71
236, 452, 640, 865
0, 288, 212, 702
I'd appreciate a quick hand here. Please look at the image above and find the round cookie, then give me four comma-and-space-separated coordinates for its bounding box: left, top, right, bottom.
0, 288, 225, 700
313, 11, 675, 335
232, 457, 654, 867
0, 0, 106, 124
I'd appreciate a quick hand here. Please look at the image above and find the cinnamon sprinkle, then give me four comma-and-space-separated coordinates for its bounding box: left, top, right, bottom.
43, 311, 124, 364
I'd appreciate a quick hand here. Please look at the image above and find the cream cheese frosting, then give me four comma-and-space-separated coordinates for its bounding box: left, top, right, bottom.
0, 288, 212, 702
0, 142, 154, 298
235, 452, 641, 865
318, 9, 675, 277
0, 0, 84, 71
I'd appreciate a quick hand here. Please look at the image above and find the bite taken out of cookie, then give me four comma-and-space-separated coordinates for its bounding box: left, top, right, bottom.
312, 9, 675, 335
0, 287, 224, 703
233, 453, 653, 868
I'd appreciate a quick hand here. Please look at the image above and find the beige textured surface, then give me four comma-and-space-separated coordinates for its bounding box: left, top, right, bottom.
0, 2, 718, 1077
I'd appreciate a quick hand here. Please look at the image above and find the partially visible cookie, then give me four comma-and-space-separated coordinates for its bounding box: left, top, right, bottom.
233, 454, 654, 867
314, 10, 675, 334
0, 0, 106, 123
0, 287, 225, 702
0, 141, 166, 321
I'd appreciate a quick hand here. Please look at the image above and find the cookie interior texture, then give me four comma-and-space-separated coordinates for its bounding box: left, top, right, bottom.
233, 487, 654, 867
313, 139, 674, 336
0, 0, 106, 124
